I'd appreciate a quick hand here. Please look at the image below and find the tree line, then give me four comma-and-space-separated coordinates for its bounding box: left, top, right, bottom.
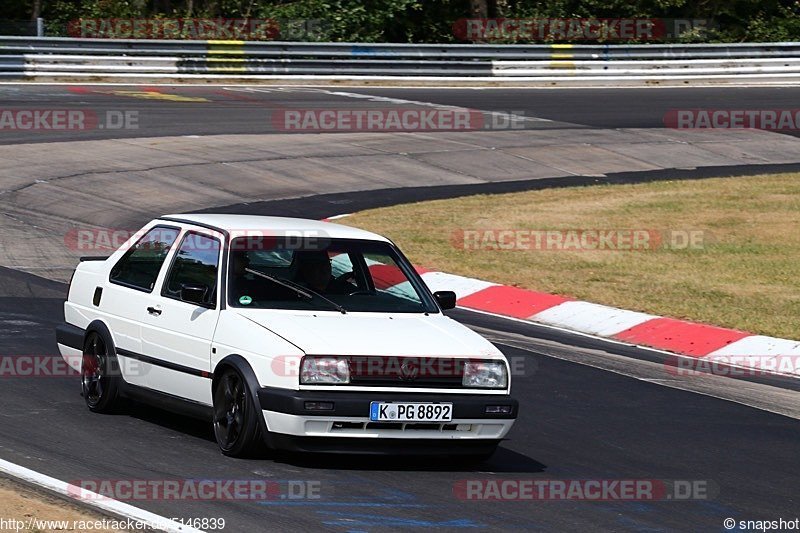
2, 0, 798, 42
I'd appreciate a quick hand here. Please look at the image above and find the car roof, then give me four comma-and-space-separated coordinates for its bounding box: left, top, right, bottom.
159, 213, 390, 243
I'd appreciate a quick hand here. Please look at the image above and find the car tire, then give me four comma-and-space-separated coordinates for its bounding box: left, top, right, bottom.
212, 367, 263, 457
81, 330, 121, 413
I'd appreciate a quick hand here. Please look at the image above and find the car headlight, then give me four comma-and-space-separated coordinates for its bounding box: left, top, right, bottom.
463, 361, 508, 389
300, 356, 350, 384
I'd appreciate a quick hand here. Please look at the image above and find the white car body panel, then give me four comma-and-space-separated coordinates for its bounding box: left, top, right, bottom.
231, 309, 503, 359
57, 214, 518, 449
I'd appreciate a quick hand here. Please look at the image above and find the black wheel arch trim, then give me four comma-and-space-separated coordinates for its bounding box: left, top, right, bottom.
81, 320, 126, 384
214, 354, 270, 435
85, 320, 115, 349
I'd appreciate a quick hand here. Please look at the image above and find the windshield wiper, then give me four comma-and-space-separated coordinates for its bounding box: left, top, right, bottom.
245, 268, 347, 314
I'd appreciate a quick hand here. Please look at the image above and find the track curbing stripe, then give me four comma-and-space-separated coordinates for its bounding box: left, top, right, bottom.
0, 458, 202, 533
613, 317, 751, 357
530, 300, 656, 337
457, 285, 570, 319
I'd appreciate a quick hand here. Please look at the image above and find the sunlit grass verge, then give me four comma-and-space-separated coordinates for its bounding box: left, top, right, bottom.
339, 174, 800, 339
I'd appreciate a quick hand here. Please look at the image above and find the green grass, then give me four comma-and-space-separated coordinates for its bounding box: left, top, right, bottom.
339, 173, 800, 339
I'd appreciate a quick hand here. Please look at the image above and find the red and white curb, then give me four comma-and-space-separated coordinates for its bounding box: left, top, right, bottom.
0, 458, 201, 533
419, 270, 800, 378
324, 215, 800, 378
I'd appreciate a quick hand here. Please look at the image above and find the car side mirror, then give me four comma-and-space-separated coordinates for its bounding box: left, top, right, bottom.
181, 283, 208, 305
434, 291, 457, 310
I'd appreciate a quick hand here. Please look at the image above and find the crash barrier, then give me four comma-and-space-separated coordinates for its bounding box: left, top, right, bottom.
1, 37, 799, 82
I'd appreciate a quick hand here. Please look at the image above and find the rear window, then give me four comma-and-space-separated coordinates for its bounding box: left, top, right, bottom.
109, 226, 179, 292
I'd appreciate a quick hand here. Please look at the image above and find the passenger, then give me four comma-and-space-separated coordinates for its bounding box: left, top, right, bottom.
229, 251, 261, 302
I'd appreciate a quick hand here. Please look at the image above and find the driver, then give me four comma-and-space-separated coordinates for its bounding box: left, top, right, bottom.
295, 250, 351, 294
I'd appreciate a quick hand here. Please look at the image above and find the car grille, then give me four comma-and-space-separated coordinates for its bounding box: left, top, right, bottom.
332, 421, 463, 432
348, 356, 466, 388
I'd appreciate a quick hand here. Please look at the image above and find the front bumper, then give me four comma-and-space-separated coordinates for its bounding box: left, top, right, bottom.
257, 388, 518, 453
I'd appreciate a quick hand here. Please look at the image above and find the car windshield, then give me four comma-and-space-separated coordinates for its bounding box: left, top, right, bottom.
227, 237, 438, 313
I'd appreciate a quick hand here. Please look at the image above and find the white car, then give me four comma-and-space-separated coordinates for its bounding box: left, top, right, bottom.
56, 214, 517, 458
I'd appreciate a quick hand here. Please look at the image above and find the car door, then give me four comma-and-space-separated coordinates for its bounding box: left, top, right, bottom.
139, 229, 222, 405
103, 224, 181, 388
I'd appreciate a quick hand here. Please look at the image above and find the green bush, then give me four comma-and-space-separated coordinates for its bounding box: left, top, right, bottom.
6, 0, 799, 42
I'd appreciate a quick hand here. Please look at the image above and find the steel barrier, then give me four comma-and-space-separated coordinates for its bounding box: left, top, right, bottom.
1, 36, 799, 83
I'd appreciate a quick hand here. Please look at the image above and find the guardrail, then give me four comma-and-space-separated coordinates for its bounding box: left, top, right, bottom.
1, 36, 799, 83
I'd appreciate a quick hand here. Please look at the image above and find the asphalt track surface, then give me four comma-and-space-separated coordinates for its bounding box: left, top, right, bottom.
0, 85, 799, 143
1, 194, 799, 532
0, 85, 799, 532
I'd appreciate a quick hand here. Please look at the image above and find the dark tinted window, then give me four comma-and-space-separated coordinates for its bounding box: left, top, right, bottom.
163, 232, 221, 306
228, 237, 437, 313
109, 226, 179, 292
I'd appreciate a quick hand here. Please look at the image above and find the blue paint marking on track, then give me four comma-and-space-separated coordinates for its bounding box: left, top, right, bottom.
374, 487, 419, 502
318, 510, 484, 528
257, 502, 426, 508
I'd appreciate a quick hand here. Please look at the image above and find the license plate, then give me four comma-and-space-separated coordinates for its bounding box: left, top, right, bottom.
369, 402, 453, 422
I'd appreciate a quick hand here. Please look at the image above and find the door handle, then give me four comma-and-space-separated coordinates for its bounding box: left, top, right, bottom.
147, 307, 162, 316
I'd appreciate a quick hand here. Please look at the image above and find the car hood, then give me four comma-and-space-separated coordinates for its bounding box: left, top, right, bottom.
233, 310, 501, 358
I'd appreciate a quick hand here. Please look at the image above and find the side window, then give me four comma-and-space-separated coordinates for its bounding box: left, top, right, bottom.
109, 226, 180, 292
162, 232, 221, 306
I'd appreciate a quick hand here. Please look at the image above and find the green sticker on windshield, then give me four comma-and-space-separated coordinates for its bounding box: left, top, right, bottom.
239, 295, 253, 306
